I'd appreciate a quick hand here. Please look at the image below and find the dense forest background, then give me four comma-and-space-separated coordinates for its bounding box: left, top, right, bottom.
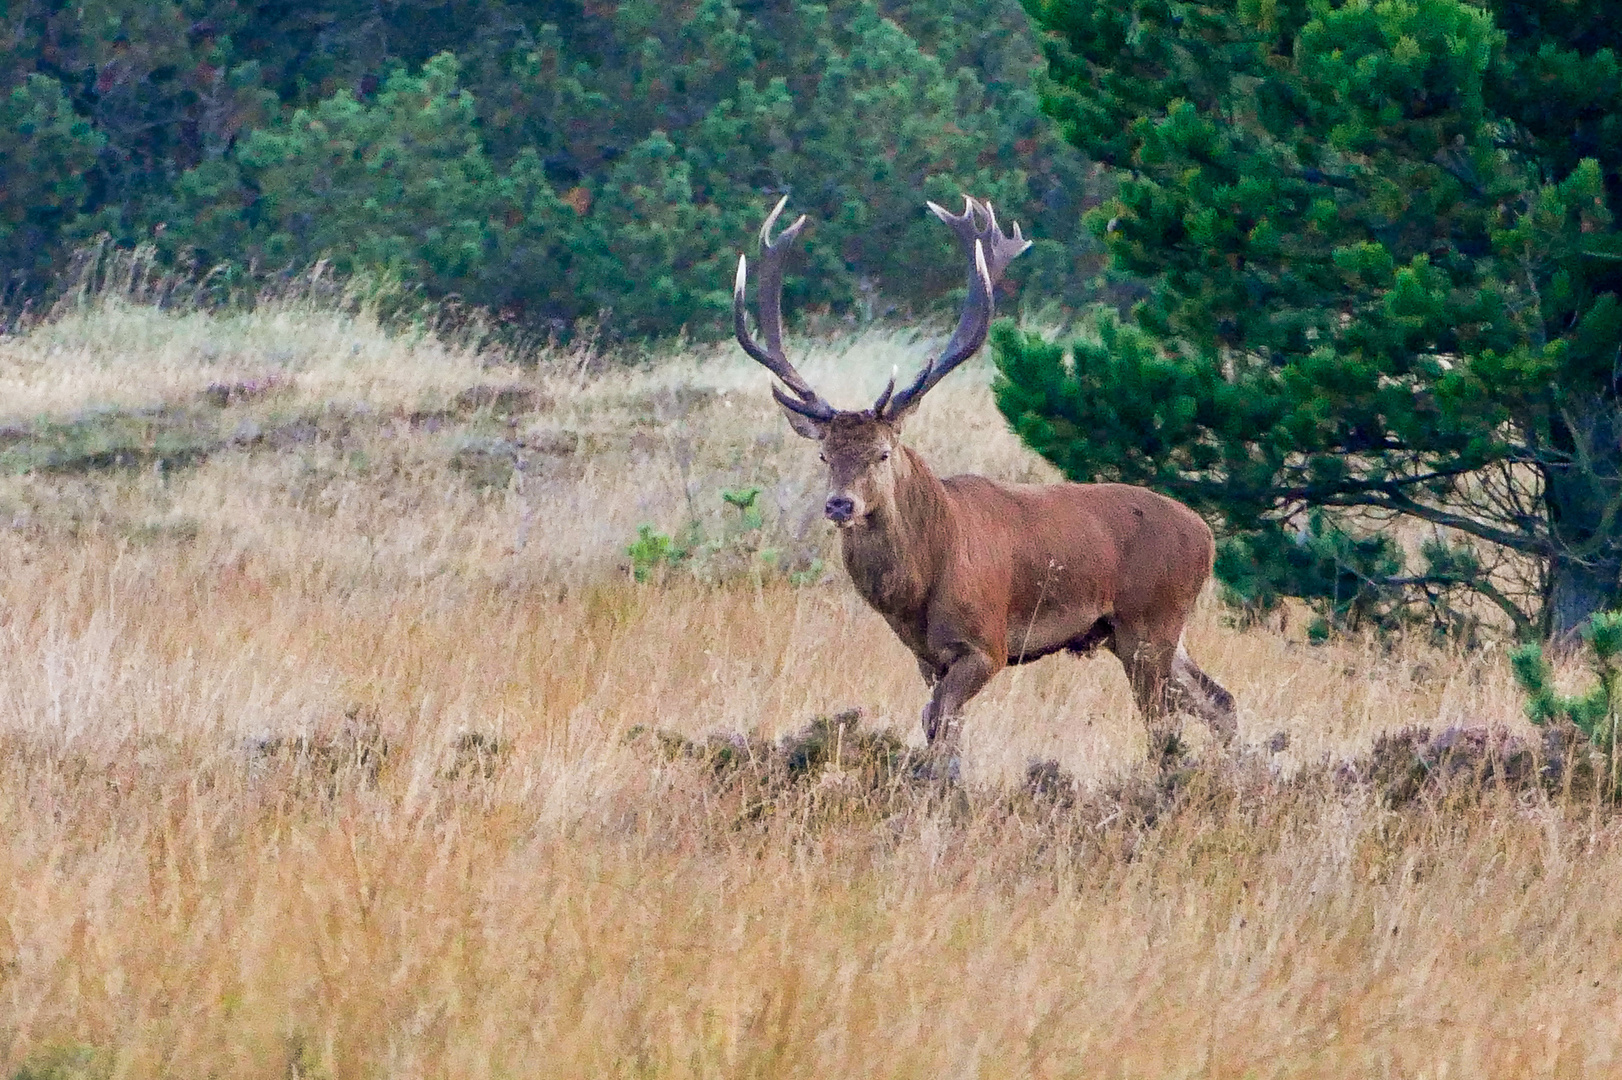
0, 0, 1108, 337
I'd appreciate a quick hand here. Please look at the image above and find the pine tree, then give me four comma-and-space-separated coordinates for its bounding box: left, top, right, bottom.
3, 0, 1107, 337
994, 0, 1622, 640
0, 76, 104, 292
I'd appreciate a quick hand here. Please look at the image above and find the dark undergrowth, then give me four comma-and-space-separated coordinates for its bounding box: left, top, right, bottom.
0, 708, 1608, 898
0, 376, 552, 481
622, 710, 1611, 881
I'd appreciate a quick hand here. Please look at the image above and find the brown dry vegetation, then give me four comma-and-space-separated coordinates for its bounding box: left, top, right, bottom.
2, 295, 1621, 1078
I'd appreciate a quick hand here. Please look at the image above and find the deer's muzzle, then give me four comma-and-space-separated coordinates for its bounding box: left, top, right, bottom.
824, 494, 857, 524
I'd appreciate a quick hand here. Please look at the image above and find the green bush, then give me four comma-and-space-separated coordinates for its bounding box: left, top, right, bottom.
1511, 612, 1622, 796
0, 75, 104, 291
627, 486, 826, 586
1, 0, 1106, 337
172, 55, 587, 312
626, 524, 691, 583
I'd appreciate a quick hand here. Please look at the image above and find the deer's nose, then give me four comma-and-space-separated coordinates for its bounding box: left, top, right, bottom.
824, 495, 856, 523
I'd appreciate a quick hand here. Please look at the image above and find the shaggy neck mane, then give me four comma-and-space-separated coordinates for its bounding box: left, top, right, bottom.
840, 444, 952, 613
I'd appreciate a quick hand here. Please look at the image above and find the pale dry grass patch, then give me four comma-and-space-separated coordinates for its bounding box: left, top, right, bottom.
0, 299, 1619, 1078
0, 301, 483, 415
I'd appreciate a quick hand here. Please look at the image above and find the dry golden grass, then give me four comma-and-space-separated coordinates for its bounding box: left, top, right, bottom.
1, 297, 1620, 1078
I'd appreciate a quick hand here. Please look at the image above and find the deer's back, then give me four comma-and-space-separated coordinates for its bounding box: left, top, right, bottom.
938, 476, 1213, 643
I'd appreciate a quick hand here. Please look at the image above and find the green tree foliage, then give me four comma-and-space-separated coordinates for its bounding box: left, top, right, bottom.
994, 0, 1622, 640
0, 0, 1104, 335
170, 54, 583, 314
1512, 611, 1622, 795
0, 75, 105, 291
184, 55, 495, 278
0, 0, 276, 285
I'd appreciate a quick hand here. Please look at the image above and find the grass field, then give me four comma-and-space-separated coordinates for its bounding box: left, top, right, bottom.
2, 294, 1621, 1078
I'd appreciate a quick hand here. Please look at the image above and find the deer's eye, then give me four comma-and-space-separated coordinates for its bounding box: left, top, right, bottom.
879, 451, 890, 462
818, 452, 827, 463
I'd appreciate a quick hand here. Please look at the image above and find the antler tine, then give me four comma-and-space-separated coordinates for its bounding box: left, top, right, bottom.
929, 196, 1032, 285
967, 198, 1031, 284
881, 196, 1031, 417
885, 240, 992, 416
734, 196, 835, 420
756, 195, 807, 362
871, 366, 897, 415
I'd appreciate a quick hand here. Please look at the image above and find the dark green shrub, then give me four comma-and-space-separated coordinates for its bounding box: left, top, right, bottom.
2, 0, 1108, 338
1511, 613, 1622, 795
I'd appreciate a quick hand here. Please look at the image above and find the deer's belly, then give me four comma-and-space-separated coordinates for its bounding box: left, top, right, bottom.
1005, 609, 1111, 665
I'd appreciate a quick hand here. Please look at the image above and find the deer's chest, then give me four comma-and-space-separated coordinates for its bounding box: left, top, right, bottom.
840, 534, 930, 646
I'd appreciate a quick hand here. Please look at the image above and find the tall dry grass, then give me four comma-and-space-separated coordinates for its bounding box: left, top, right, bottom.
1, 296, 1619, 1078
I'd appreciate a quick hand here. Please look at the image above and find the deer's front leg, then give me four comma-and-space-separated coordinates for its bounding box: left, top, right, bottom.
916, 656, 944, 745
920, 644, 1001, 748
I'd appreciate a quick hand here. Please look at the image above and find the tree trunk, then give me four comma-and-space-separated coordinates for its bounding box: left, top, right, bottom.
1544, 406, 1622, 647
1547, 547, 1622, 648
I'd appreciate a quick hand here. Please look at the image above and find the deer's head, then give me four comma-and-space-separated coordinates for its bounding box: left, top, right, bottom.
735, 196, 1030, 528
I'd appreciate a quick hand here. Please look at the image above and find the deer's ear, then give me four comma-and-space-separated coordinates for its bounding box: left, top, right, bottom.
779, 402, 828, 440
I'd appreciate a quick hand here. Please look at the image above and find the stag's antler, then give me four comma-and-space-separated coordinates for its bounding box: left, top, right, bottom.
735, 196, 837, 422
879, 197, 1031, 419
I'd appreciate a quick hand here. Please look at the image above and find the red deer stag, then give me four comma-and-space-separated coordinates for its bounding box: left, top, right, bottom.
735, 195, 1236, 760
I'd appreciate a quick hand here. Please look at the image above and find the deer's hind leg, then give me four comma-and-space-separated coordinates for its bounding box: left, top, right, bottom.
1112, 621, 1237, 756
1109, 621, 1233, 744
1107, 628, 1182, 755
1170, 642, 1236, 742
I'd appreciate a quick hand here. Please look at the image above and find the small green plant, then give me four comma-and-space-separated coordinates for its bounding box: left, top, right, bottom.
1510, 612, 1622, 795
719, 486, 764, 532
772, 551, 825, 587
629, 488, 822, 586
626, 523, 692, 583
695, 487, 764, 579
787, 559, 825, 587
719, 485, 830, 586
10, 1043, 110, 1080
